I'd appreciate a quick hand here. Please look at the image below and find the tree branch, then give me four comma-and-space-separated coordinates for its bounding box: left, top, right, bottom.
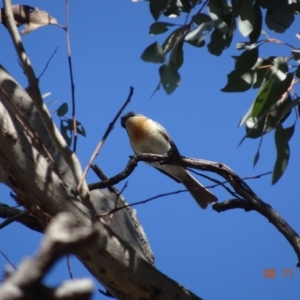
0, 65, 203, 299
89, 152, 300, 266
0, 203, 43, 233
0, 212, 95, 300
2, 0, 89, 198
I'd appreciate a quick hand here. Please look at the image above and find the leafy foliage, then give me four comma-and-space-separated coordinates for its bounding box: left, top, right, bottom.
56, 103, 86, 147
139, 0, 300, 183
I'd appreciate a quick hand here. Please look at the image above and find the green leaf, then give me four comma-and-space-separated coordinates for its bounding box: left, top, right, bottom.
170, 36, 184, 70
284, 125, 295, 142
60, 120, 72, 147
249, 1, 262, 43
192, 13, 212, 25
159, 64, 180, 94
141, 42, 165, 63
252, 74, 276, 118
265, 4, 294, 33
185, 21, 214, 46
278, 96, 300, 123
291, 50, 300, 63
235, 47, 259, 75
149, 22, 175, 35
162, 0, 191, 17
76, 122, 86, 137
252, 58, 273, 89
57, 102, 68, 117
207, 0, 230, 34
237, 0, 255, 37
239, 100, 255, 128
272, 124, 291, 185
162, 27, 185, 55
253, 149, 260, 167
271, 56, 288, 81
149, 80, 161, 100
252, 71, 293, 120
207, 28, 232, 56
42, 92, 51, 99
221, 70, 252, 92
176, 0, 192, 13
241, 93, 293, 141
185, 39, 205, 48
236, 42, 255, 50
296, 65, 300, 79
66, 119, 86, 137
149, 0, 169, 21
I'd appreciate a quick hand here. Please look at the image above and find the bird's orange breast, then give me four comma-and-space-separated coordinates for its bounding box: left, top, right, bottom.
125, 116, 150, 145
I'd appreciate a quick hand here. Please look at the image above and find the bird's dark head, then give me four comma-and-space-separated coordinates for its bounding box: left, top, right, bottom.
121, 111, 136, 128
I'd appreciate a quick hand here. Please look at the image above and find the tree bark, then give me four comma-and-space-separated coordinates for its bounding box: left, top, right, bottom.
0, 65, 203, 299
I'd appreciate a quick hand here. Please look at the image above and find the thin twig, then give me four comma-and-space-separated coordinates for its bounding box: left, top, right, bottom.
65, 0, 77, 153
66, 254, 74, 280
77, 86, 134, 193
0, 248, 16, 270
188, 168, 242, 199
38, 46, 58, 79
97, 189, 189, 217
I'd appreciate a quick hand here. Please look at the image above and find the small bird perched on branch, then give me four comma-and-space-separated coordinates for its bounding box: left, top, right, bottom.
121, 112, 217, 209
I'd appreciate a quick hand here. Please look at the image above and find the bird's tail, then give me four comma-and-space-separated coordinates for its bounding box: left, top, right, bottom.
181, 171, 217, 209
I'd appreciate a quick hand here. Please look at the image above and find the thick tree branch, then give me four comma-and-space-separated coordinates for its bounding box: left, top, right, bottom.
0, 212, 95, 300
0, 203, 43, 233
91, 165, 155, 265
0, 65, 203, 298
89, 152, 300, 266
2, 0, 89, 198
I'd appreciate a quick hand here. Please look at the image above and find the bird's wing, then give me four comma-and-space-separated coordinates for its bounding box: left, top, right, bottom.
154, 121, 181, 157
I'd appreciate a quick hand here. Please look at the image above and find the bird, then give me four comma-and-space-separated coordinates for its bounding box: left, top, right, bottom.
121, 112, 217, 209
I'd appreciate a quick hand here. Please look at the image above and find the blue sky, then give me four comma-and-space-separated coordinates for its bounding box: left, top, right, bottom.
0, 1, 299, 299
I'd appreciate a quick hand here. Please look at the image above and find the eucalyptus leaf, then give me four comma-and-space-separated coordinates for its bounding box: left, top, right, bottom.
192, 13, 212, 25
222, 70, 252, 92
253, 150, 260, 167
249, 1, 262, 43
170, 35, 184, 70
57, 102, 68, 117
141, 42, 165, 63
185, 21, 214, 45
272, 124, 291, 184
159, 64, 180, 94
207, 28, 230, 56
149, 0, 169, 21
162, 27, 185, 55
60, 120, 72, 147
237, 0, 255, 37
235, 47, 259, 75
292, 50, 300, 63
149, 22, 175, 35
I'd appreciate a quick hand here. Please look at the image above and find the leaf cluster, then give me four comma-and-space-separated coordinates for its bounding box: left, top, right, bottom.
56, 102, 86, 147
140, 0, 300, 183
